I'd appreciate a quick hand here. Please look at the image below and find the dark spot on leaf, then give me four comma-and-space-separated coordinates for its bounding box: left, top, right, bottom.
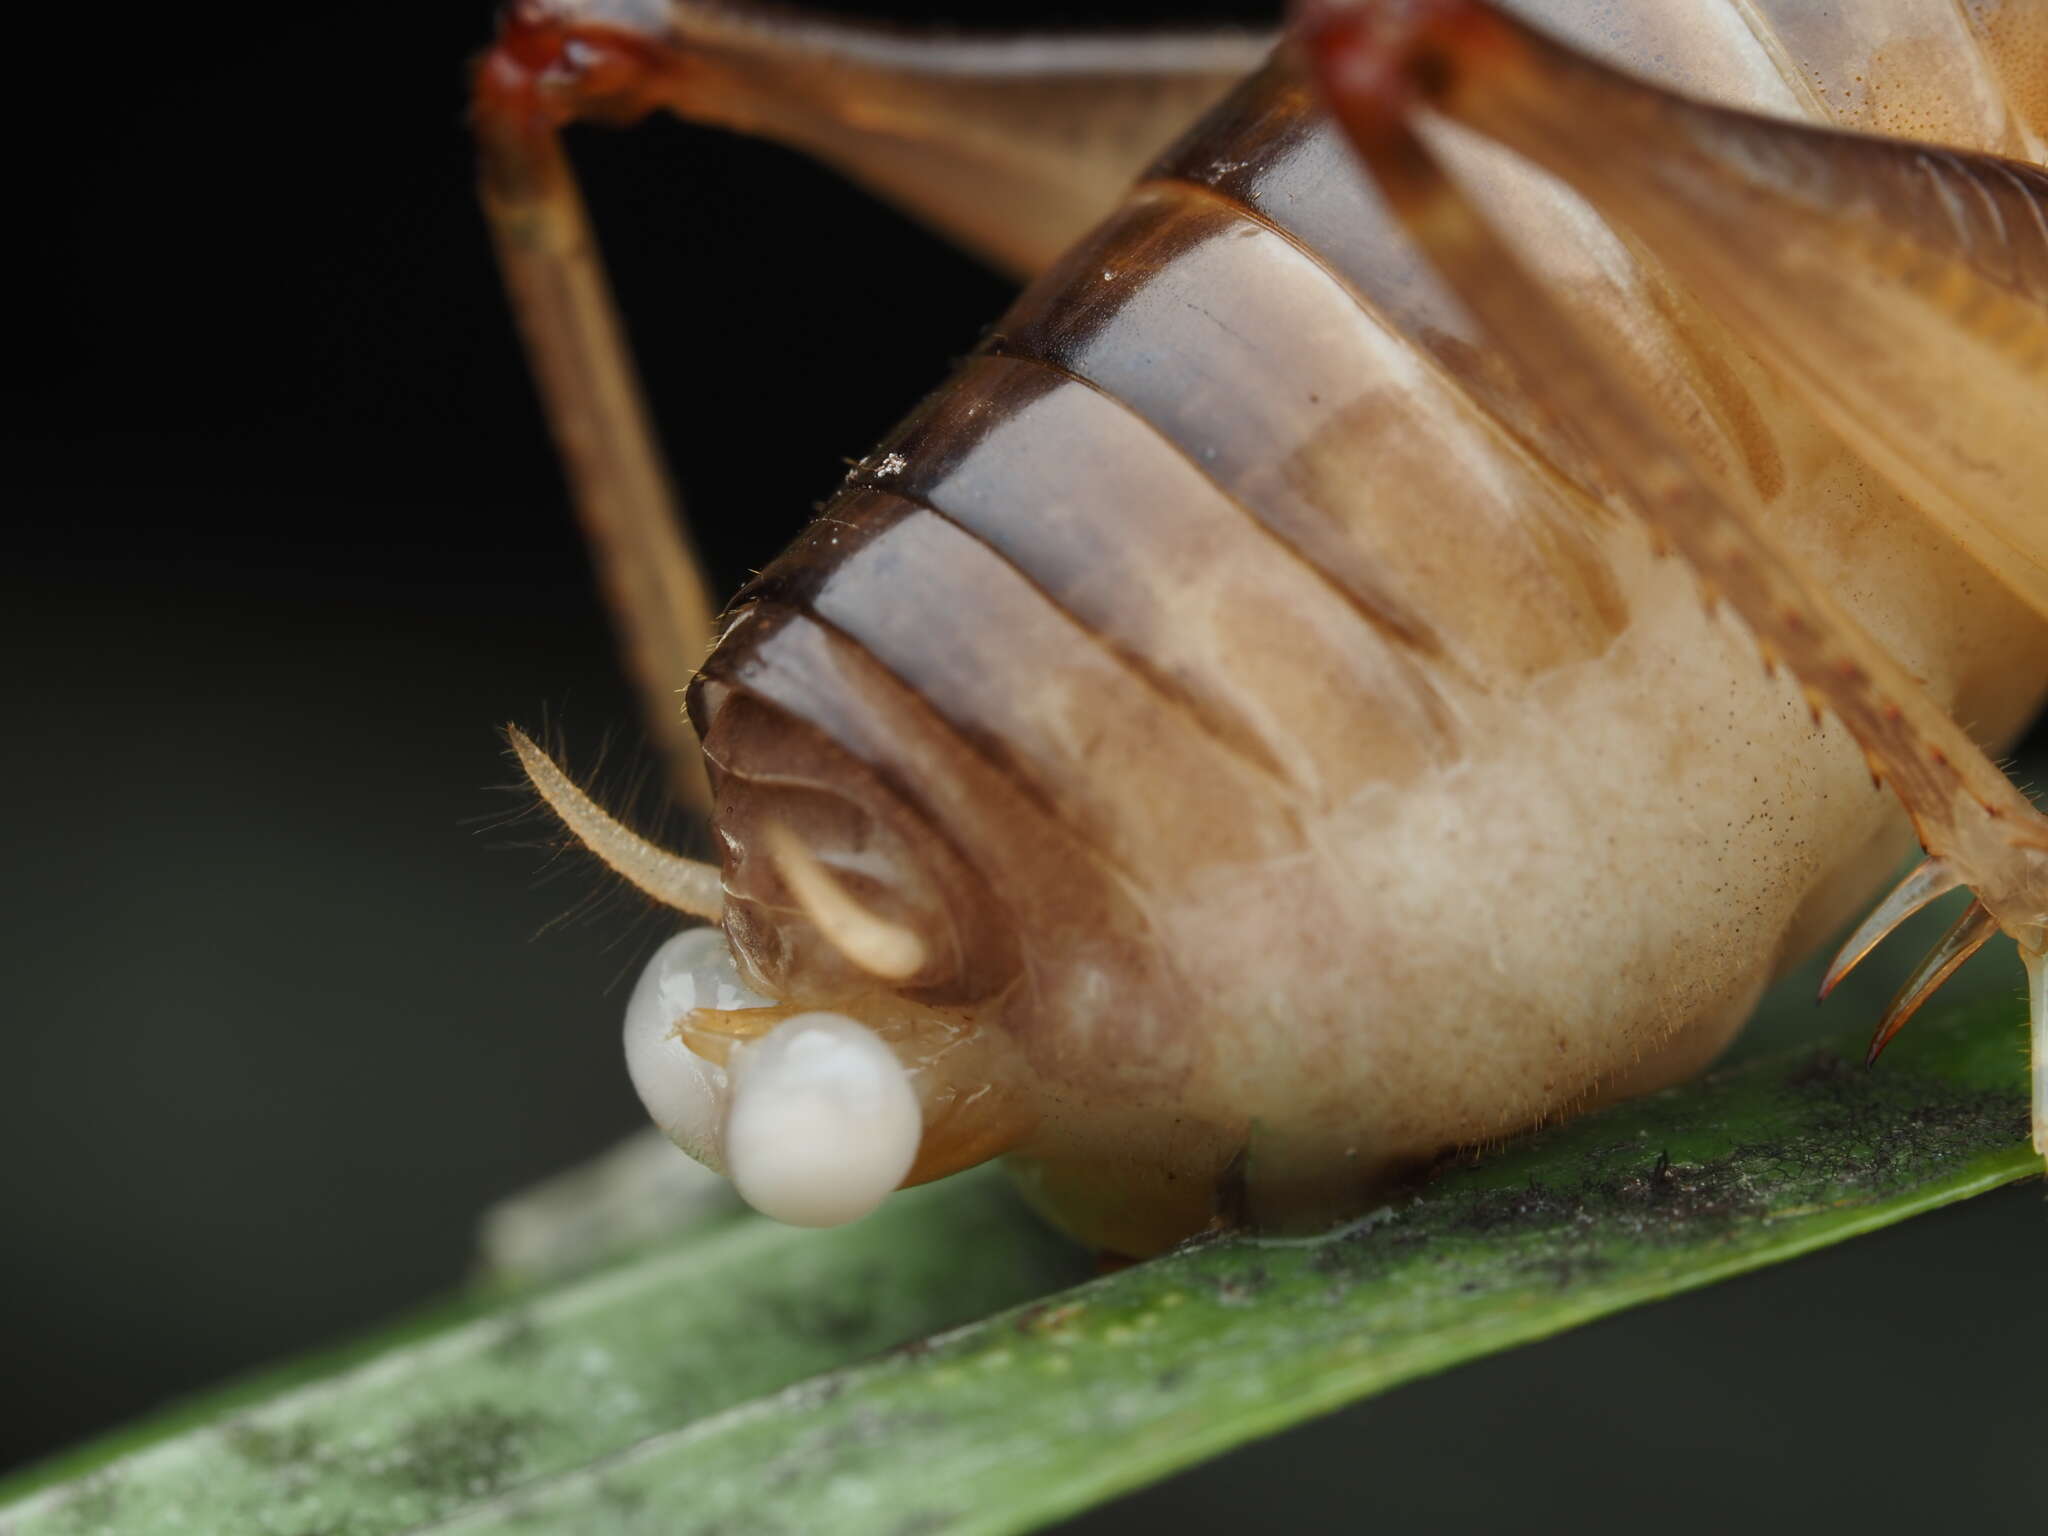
1790, 1048, 1854, 1089
225, 1419, 321, 1470
596, 1476, 648, 1517
1210, 1265, 1271, 1305
762, 1265, 882, 1347
49, 1472, 121, 1536
377, 1403, 542, 1499
1299, 1049, 2025, 1294
1018, 1301, 1087, 1335
489, 1308, 543, 1362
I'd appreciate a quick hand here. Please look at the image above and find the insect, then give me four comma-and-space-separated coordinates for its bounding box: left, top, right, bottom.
474, 0, 2048, 1256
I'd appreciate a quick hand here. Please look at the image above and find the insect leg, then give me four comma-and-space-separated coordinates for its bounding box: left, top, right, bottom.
1307, 0, 2048, 617
476, 37, 717, 816
1304, 0, 2048, 1152
477, 3, 1273, 282
473, 3, 1274, 816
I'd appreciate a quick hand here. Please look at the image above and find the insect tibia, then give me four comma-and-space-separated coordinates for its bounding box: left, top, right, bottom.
473, 6, 719, 816
1315, 0, 2048, 621
1308, 0, 2048, 1077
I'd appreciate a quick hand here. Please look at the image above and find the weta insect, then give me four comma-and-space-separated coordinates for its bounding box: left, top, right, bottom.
475, 0, 2048, 1256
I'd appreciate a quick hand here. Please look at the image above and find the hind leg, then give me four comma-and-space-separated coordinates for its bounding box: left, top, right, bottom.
1304, 0, 2048, 1153
472, 4, 1270, 813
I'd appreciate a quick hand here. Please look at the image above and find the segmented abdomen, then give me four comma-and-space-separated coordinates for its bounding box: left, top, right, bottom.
690, 0, 2047, 1096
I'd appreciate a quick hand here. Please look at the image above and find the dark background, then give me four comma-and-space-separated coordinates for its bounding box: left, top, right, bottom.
5, 2, 2044, 1530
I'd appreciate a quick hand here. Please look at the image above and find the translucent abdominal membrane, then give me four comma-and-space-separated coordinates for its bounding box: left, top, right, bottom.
622, 929, 922, 1226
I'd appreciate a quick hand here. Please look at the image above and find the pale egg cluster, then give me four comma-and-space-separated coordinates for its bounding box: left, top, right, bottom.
622, 929, 922, 1227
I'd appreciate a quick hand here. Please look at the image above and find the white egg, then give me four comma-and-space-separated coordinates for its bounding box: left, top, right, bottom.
721, 1012, 922, 1228
622, 928, 771, 1168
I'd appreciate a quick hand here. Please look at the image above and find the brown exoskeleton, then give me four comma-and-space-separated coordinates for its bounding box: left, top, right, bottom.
474, 0, 2048, 1256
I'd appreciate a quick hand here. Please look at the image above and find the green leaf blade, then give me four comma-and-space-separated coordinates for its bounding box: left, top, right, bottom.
405, 1007, 2045, 1535
4, 1002, 2037, 1536
0, 1173, 1083, 1536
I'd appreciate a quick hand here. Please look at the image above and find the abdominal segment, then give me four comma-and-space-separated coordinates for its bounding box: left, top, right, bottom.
690, 6, 2048, 1254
